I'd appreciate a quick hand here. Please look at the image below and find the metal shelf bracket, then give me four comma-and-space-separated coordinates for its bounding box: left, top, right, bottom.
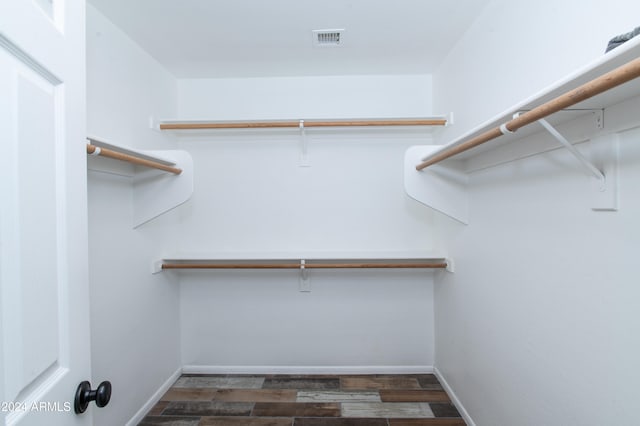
537, 118, 605, 182
534, 117, 619, 211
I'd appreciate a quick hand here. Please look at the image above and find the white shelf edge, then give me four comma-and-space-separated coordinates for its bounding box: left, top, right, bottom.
151, 253, 451, 275
405, 145, 469, 224
157, 250, 448, 261
156, 116, 450, 139
85, 135, 194, 229
132, 149, 193, 228
425, 35, 640, 163
87, 135, 177, 166
158, 115, 449, 126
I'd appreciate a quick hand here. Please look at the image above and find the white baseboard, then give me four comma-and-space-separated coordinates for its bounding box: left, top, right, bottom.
434, 366, 476, 426
125, 367, 182, 426
182, 365, 434, 375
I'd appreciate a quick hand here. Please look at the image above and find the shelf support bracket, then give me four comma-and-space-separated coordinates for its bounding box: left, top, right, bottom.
589, 133, 619, 211
535, 118, 618, 211
299, 259, 311, 292
445, 258, 455, 273
405, 146, 469, 224
299, 120, 310, 167
537, 118, 605, 182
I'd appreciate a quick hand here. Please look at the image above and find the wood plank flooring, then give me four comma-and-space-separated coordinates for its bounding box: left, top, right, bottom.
139, 374, 466, 426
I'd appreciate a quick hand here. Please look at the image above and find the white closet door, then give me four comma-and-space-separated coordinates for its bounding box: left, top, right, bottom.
0, 0, 93, 425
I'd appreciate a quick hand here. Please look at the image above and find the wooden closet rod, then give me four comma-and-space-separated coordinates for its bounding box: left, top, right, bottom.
160, 118, 447, 130
161, 261, 448, 270
416, 56, 640, 170
86, 144, 183, 175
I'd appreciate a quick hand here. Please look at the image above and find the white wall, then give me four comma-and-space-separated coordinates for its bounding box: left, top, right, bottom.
432, 1, 640, 425
434, 0, 640, 144
175, 132, 437, 254
177, 74, 433, 120
180, 269, 436, 371
86, 6, 181, 426
175, 75, 440, 370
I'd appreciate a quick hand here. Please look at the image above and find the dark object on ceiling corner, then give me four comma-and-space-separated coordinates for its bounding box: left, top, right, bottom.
606, 26, 640, 52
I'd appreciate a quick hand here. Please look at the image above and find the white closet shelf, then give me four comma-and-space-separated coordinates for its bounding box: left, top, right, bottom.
417, 37, 640, 168
87, 136, 178, 169
406, 37, 640, 224
156, 117, 449, 132
87, 136, 194, 228
152, 251, 452, 274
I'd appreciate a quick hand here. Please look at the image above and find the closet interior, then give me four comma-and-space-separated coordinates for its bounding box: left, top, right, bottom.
83, 2, 640, 426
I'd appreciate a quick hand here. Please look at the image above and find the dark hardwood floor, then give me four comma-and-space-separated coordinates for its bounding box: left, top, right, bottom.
139, 373, 466, 426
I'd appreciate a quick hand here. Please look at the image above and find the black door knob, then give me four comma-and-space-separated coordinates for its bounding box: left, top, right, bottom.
74, 380, 112, 414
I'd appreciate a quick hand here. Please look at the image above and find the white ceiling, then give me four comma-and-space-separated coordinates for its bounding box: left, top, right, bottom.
87, 0, 490, 78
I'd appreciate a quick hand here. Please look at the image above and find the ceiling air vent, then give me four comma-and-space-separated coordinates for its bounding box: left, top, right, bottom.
312, 29, 345, 47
